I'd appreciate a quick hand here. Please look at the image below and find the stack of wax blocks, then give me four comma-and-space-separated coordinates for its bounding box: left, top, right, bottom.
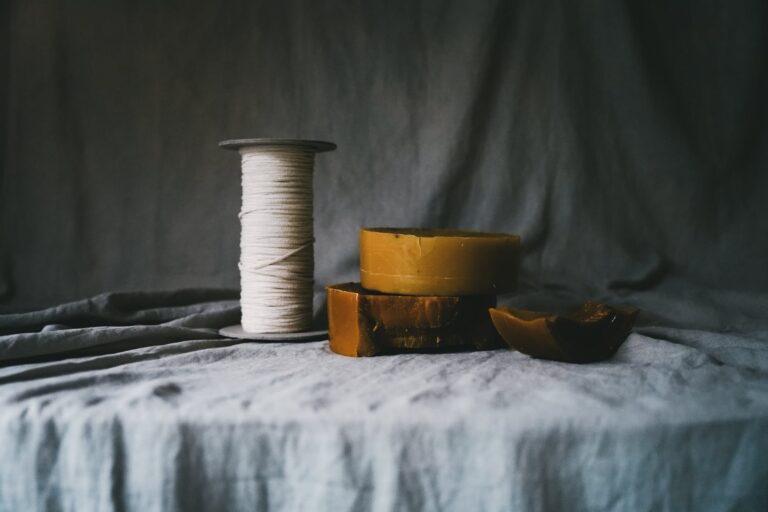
326, 228, 521, 357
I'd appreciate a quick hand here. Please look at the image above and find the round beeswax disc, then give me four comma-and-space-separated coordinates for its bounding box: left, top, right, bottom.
359, 228, 520, 296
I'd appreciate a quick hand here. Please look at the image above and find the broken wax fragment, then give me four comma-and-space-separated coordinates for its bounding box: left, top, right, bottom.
489, 302, 639, 363
359, 228, 520, 296
327, 283, 504, 357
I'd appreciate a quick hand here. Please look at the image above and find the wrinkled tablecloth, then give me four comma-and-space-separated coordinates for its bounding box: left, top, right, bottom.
1, 289, 767, 511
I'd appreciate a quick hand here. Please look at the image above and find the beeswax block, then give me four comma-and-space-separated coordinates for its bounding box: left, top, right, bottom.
327, 283, 503, 357
489, 302, 639, 363
360, 228, 520, 296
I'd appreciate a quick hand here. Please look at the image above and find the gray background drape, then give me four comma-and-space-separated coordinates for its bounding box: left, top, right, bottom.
2, 0, 767, 320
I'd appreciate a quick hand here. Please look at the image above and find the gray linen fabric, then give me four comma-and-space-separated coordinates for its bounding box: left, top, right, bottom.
1, 290, 767, 511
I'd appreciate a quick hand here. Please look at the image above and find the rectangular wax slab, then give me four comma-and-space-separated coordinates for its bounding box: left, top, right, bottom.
327, 283, 504, 357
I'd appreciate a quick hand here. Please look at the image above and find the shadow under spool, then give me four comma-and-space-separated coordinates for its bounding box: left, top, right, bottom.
218, 138, 336, 342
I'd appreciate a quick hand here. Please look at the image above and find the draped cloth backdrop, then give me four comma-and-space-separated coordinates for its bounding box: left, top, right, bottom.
2, 0, 767, 327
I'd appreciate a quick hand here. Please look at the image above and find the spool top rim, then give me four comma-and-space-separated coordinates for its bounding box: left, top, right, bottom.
219, 138, 336, 153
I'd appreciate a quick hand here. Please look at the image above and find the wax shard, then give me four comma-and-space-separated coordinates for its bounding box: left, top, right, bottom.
359, 228, 520, 296
327, 283, 504, 357
489, 302, 639, 363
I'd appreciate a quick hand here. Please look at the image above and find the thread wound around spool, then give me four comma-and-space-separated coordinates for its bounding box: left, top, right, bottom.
219, 138, 336, 341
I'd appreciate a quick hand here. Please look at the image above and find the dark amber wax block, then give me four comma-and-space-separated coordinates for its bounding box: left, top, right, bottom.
489, 302, 639, 363
327, 283, 504, 357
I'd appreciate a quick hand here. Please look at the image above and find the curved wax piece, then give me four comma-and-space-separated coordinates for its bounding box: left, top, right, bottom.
489, 302, 639, 363
327, 283, 503, 357
360, 228, 520, 296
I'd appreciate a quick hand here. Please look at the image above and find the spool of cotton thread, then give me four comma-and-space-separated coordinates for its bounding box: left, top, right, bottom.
218, 139, 336, 339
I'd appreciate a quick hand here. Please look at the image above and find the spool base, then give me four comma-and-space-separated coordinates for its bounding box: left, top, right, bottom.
218, 324, 328, 342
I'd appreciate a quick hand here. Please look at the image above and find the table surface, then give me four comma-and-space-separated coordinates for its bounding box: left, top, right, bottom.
1, 290, 767, 511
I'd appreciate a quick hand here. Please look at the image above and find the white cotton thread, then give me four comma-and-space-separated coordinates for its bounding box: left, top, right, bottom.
238, 146, 316, 333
